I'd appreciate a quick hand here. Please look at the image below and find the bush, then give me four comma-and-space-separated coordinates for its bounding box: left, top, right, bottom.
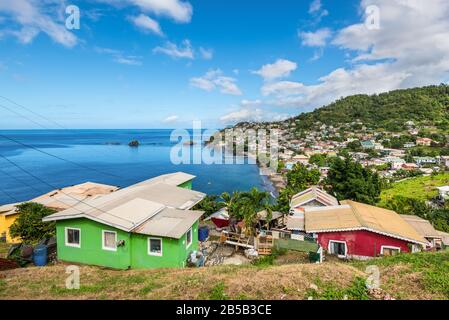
9, 202, 56, 244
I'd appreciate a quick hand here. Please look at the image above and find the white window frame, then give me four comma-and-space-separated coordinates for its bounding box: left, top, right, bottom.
65, 227, 81, 248
148, 237, 163, 256
102, 230, 117, 251
186, 228, 192, 248
380, 245, 401, 256
328, 240, 347, 258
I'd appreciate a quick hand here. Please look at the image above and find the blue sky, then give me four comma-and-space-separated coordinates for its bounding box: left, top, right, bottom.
0, 0, 448, 129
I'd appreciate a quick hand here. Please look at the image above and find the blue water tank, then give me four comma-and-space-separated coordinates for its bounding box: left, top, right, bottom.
33, 244, 47, 267
198, 226, 209, 242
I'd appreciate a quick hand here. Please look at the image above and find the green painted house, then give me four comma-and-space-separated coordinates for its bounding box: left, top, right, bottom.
43, 172, 205, 269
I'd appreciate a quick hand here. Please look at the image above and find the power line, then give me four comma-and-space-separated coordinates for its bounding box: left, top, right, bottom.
0, 154, 136, 225
0, 134, 129, 181
0, 103, 47, 129
0, 167, 45, 194
0, 186, 20, 203
0, 95, 65, 129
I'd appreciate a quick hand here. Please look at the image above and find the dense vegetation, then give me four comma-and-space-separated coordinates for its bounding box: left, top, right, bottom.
325, 154, 382, 205
9, 202, 56, 243
293, 84, 449, 131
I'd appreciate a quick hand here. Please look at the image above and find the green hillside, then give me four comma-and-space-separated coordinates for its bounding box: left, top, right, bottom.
293, 85, 449, 131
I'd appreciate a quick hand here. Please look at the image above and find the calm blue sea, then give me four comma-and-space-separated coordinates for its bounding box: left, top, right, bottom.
0, 129, 273, 205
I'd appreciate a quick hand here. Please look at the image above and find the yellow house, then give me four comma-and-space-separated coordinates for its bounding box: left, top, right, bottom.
0, 182, 119, 243
0, 202, 22, 243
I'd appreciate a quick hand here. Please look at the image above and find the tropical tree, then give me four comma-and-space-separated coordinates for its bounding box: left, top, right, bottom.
286, 163, 320, 193
325, 154, 382, 205
193, 195, 225, 218
9, 202, 56, 243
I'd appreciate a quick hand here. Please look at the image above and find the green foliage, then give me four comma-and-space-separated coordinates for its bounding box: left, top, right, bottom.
286, 163, 320, 192
352, 251, 449, 298
295, 84, 449, 131
9, 202, 56, 244
382, 196, 449, 232
251, 247, 287, 267
220, 188, 273, 234
193, 195, 225, 218
208, 281, 228, 300
308, 153, 328, 167
305, 277, 370, 300
325, 155, 382, 205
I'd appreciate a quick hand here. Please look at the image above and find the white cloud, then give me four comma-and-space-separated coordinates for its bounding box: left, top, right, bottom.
308, 0, 328, 22
153, 39, 194, 59
199, 47, 213, 60
240, 99, 262, 107
95, 47, 143, 66
220, 107, 289, 124
129, 14, 163, 36
308, 0, 322, 14
129, 0, 192, 23
0, 0, 77, 47
190, 69, 242, 96
163, 115, 179, 122
252, 59, 297, 81
262, 0, 449, 110
299, 28, 332, 47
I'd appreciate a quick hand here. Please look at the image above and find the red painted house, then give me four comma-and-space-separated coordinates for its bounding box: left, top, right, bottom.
304, 200, 428, 259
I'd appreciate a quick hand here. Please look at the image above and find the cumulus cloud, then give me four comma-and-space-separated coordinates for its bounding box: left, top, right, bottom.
190, 69, 242, 96
153, 39, 194, 59
252, 59, 298, 81
0, 0, 77, 47
264, 0, 449, 109
199, 47, 213, 60
308, 0, 328, 22
240, 99, 262, 107
129, 14, 163, 36
220, 107, 289, 124
128, 0, 192, 23
299, 28, 332, 47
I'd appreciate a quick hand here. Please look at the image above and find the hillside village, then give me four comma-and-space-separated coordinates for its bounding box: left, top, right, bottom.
1, 86, 449, 300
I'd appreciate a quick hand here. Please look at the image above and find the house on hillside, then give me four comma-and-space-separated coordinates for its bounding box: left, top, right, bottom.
361, 140, 375, 150
304, 200, 427, 259
289, 187, 339, 214
0, 182, 118, 243
43, 172, 206, 269
416, 137, 433, 146
400, 215, 445, 249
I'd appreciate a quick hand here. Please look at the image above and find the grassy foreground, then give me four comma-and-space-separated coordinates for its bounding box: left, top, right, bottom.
0, 250, 448, 300
379, 173, 449, 207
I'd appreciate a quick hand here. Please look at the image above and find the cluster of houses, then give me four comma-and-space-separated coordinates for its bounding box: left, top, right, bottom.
1, 171, 448, 270
285, 187, 449, 259
1, 172, 206, 269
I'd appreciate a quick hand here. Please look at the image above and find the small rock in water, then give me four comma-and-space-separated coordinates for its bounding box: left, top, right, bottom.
128, 140, 139, 147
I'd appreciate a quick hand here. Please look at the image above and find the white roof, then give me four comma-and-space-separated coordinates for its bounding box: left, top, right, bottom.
43, 172, 205, 237
437, 186, 449, 192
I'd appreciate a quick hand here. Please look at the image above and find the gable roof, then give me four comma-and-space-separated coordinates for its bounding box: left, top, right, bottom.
133, 208, 203, 238
400, 215, 441, 239
0, 182, 118, 216
291, 187, 339, 208
305, 200, 427, 245
43, 172, 205, 238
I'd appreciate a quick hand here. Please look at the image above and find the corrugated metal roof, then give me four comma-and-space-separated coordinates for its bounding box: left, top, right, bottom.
133, 208, 203, 239
400, 215, 441, 239
43, 172, 205, 237
305, 200, 427, 245
291, 187, 339, 208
